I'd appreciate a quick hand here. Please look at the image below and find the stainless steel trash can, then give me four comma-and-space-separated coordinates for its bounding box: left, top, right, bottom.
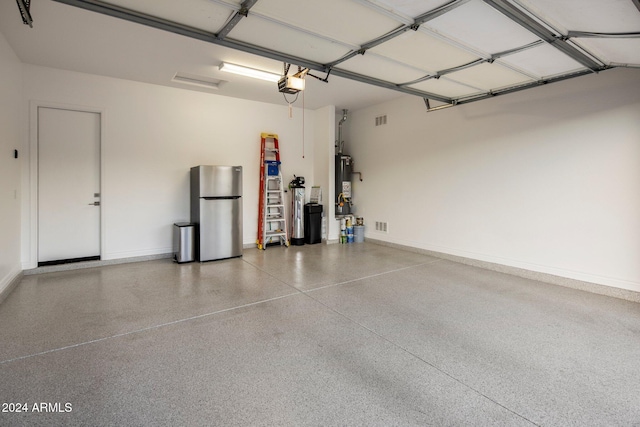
173, 223, 195, 263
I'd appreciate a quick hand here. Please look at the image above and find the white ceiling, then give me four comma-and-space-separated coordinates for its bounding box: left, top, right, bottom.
1, 0, 639, 111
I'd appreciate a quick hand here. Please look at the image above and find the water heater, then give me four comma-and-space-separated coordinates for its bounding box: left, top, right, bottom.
335, 155, 352, 216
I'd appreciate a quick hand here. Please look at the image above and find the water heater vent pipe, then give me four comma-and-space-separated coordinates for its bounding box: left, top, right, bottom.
337, 109, 348, 154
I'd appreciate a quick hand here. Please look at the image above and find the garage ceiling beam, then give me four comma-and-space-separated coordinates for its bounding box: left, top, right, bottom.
399, 40, 544, 87
216, 0, 258, 41
49, 0, 618, 111
50, 0, 453, 103
482, 0, 605, 72
16, 0, 33, 27
567, 30, 640, 39
327, 0, 471, 68
455, 68, 594, 105
399, 58, 486, 87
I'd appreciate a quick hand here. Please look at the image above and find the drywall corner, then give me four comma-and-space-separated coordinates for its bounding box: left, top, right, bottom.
0, 269, 22, 305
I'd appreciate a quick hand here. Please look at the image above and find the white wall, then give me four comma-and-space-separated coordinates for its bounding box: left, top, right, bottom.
312, 105, 336, 241
0, 32, 23, 295
346, 68, 640, 292
22, 65, 315, 267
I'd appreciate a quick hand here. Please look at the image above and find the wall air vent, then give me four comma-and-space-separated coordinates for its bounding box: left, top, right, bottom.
172, 72, 224, 90
375, 221, 388, 233
375, 115, 387, 126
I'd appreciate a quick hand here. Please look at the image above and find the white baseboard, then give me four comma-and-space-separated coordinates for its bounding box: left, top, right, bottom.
102, 247, 174, 261
367, 238, 640, 304
23, 253, 173, 275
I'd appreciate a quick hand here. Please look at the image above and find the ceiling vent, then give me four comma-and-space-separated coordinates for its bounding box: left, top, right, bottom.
375, 115, 387, 126
172, 72, 225, 90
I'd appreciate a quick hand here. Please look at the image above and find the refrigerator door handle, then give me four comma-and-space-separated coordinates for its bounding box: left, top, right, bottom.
202, 196, 241, 200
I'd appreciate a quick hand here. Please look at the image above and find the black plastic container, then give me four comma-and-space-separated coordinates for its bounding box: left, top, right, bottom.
304, 203, 323, 244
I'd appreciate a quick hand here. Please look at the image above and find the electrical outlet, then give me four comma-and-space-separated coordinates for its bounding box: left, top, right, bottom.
375, 221, 389, 233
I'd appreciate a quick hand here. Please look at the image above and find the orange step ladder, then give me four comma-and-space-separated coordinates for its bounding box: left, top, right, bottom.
257, 133, 289, 249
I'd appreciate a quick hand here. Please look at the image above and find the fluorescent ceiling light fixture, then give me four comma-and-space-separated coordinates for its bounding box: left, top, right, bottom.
219, 62, 280, 82
172, 72, 223, 89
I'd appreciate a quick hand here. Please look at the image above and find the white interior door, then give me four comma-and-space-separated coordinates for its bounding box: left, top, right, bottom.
38, 107, 101, 264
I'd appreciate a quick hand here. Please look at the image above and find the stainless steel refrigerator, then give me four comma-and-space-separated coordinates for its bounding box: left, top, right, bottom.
190, 165, 243, 261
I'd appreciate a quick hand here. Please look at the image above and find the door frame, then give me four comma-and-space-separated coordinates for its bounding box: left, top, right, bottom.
27, 101, 106, 269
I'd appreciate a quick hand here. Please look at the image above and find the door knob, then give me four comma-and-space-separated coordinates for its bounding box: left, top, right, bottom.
88, 201, 101, 206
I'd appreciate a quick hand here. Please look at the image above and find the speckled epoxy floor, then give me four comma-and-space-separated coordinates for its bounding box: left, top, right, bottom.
1, 243, 639, 426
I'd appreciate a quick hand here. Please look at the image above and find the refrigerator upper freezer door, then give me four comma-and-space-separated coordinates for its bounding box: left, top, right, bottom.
198, 198, 243, 261
191, 165, 242, 198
